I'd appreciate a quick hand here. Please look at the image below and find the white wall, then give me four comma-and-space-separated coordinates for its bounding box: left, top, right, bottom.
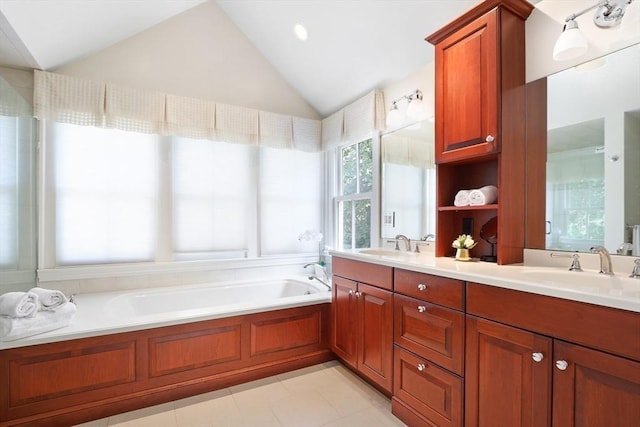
54, 1, 319, 120
526, 0, 640, 82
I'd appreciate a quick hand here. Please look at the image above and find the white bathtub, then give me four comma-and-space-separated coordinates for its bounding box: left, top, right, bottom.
0, 277, 331, 350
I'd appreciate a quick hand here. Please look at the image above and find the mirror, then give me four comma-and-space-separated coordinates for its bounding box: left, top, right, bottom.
544, 43, 640, 255
380, 120, 436, 241
0, 75, 37, 290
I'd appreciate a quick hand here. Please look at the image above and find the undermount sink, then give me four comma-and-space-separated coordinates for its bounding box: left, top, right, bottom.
358, 248, 418, 258
521, 268, 640, 297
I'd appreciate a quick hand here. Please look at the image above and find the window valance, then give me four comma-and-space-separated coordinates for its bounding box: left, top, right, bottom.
381, 133, 434, 169
33, 70, 385, 152
0, 77, 32, 117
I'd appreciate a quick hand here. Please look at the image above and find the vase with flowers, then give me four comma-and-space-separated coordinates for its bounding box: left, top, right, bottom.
452, 234, 477, 261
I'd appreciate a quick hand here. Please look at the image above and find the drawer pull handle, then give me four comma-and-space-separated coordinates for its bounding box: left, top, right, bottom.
418, 305, 426, 313
417, 363, 426, 372
555, 360, 569, 371
417, 283, 427, 291
355, 291, 361, 297
348, 290, 354, 295
532, 352, 544, 363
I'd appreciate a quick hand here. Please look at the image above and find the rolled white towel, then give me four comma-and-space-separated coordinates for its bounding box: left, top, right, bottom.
0, 301, 77, 341
469, 185, 498, 206
454, 190, 470, 207
29, 287, 68, 311
0, 292, 39, 318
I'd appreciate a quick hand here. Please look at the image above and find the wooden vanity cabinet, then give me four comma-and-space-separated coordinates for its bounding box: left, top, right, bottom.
392, 269, 466, 426
426, 0, 536, 265
466, 282, 640, 427
331, 257, 393, 393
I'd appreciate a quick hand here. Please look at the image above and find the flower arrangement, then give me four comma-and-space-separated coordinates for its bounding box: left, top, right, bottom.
451, 234, 477, 250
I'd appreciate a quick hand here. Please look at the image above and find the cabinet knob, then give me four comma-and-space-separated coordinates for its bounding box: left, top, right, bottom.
555, 360, 569, 371
418, 305, 426, 313
348, 290, 354, 295
417, 363, 426, 372
417, 283, 427, 291
355, 291, 361, 297
532, 352, 544, 362
485, 135, 495, 143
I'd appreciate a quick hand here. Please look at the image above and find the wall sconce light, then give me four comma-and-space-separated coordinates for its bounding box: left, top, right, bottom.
553, 0, 635, 61
385, 89, 428, 128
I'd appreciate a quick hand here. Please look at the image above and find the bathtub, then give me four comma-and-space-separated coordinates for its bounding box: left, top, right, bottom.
0, 276, 331, 350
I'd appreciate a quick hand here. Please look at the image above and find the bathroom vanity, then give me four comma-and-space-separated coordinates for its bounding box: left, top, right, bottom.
330, 250, 640, 427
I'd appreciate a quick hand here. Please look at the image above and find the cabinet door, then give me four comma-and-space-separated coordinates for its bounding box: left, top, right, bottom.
358, 282, 393, 392
466, 316, 552, 427
434, 9, 498, 163
552, 340, 640, 427
331, 276, 358, 368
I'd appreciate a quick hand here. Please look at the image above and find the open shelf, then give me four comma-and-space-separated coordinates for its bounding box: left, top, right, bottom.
439, 204, 498, 212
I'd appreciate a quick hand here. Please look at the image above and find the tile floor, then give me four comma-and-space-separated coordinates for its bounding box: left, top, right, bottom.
75, 360, 407, 427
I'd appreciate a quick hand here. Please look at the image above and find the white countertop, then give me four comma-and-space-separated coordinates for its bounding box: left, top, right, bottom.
330, 249, 640, 313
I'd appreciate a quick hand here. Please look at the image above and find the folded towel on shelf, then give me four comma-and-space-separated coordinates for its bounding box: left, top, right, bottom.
29, 287, 68, 311
454, 190, 470, 207
0, 292, 39, 318
469, 185, 498, 206
0, 301, 77, 342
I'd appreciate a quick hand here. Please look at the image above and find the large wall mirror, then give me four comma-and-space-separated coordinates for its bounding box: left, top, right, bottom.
0, 75, 37, 291
544, 42, 640, 255
380, 120, 436, 242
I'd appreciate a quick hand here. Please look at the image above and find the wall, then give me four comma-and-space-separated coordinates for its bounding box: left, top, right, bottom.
526, 0, 640, 82
54, 1, 319, 120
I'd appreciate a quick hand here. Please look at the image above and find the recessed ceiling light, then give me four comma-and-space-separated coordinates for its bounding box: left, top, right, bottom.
294, 23, 308, 41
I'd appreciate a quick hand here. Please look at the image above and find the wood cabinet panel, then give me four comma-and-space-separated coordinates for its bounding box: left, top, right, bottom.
467, 282, 640, 361
331, 276, 358, 367
250, 308, 323, 357
394, 269, 465, 310
149, 324, 242, 378
465, 316, 552, 427
358, 283, 393, 392
394, 294, 464, 375
393, 346, 463, 427
332, 257, 393, 291
552, 340, 640, 427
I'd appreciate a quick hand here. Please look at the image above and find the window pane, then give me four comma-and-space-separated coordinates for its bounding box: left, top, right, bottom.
341, 144, 357, 195
53, 123, 158, 264
173, 138, 252, 254
358, 139, 373, 193
260, 147, 322, 255
0, 116, 17, 268
342, 200, 353, 249
354, 199, 371, 248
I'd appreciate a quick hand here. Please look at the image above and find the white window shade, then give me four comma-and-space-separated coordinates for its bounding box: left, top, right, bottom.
34, 70, 105, 127
259, 111, 293, 149
165, 94, 216, 140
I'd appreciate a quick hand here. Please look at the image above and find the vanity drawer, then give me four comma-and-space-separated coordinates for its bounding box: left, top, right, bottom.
392, 346, 463, 427
394, 294, 464, 375
394, 269, 464, 310
332, 257, 393, 290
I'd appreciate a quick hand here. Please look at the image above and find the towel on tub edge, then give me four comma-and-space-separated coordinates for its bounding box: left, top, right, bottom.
0, 291, 39, 318
469, 185, 498, 206
0, 301, 77, 342
29, 287, 68, 311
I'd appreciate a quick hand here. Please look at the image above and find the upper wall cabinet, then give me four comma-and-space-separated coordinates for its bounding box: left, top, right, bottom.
427, 0, 535, 264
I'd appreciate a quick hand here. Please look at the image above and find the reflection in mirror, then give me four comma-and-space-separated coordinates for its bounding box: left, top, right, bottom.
380, 120, 436, 241
545, 43, 640, 255
0, 76, 37, 291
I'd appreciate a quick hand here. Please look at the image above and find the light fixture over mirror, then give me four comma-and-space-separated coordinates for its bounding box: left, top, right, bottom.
553, 0, 635, 61
385, 89, 428, 128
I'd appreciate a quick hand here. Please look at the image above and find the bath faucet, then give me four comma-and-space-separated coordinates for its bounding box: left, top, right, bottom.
590, 246, 614, 275
395, 234, 411, 251
304, 263, 331, 290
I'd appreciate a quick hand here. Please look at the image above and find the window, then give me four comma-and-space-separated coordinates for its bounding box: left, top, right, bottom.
0, 116, 19, 268
43, 122, 322, 268
335, 139, 373, 249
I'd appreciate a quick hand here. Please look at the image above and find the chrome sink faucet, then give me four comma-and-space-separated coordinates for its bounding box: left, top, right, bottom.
395, 234, 411, 251
590, 246, 614, 275
304, 263, 331, 290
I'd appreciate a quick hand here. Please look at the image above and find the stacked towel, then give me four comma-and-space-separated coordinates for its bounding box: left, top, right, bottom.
453, 185, 498, 206
0, 288, 76, 342
0, 302, 76, 342
469, 185, 498, 206
454, 190, 470, 207
29, 287, 68, 310
0, 292, 39, 318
